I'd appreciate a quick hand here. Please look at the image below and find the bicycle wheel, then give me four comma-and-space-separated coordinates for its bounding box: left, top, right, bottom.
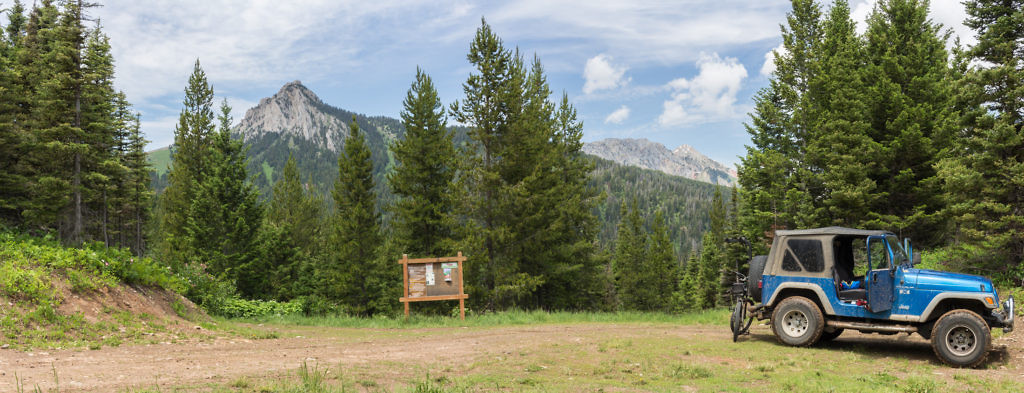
731, 298, 746, 342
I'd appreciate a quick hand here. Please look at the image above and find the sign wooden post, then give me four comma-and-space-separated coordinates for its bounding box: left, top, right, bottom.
399, 251, 468, 320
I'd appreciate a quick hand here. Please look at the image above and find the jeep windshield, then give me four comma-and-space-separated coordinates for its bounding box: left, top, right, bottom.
886, 235, 908, 266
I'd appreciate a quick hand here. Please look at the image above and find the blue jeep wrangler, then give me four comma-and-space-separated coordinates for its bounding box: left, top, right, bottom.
734, 227, 1014, 367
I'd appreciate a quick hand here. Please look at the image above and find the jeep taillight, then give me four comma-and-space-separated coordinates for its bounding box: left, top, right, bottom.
758, 279, 762, 289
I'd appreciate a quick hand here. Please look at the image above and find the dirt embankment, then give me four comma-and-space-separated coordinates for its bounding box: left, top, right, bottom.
56, 283, 204, 325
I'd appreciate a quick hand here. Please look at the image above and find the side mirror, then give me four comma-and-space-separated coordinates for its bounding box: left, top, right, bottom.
913, 252, 922, 266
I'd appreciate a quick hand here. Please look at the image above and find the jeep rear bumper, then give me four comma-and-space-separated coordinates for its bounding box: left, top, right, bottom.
992, 295, 1014, 333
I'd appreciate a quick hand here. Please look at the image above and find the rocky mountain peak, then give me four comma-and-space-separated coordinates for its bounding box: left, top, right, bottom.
234, 81, 350, 152
583, 138, 736, 186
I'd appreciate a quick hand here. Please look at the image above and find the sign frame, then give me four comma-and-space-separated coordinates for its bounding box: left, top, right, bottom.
399, 251, 468, 320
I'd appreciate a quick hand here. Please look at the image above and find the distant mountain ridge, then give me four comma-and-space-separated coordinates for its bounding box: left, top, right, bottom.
149, 81, 726, 256
583, 138, 736, 187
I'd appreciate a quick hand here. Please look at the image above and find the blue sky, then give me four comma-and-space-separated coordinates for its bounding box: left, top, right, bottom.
92, 0, 972, 168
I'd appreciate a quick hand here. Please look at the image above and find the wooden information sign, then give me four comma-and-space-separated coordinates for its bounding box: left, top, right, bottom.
399, 251, 468, 320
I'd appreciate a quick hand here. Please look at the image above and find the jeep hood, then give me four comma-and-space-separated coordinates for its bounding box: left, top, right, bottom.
909, 269, 993, 293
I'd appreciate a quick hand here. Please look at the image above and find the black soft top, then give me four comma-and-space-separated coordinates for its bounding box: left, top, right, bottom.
774, 226, 893, 237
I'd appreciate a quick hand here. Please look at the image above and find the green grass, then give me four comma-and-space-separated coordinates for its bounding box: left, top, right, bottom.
261, 160, 274, 185
235, 308, 731, 329
131, 307, 1023, 393
146, 146, 172, 176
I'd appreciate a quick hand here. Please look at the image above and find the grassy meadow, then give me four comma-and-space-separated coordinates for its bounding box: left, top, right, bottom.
98, 309, 1022, 393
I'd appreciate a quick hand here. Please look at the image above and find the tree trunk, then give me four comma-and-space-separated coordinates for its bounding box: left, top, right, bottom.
72, 152, 82, 245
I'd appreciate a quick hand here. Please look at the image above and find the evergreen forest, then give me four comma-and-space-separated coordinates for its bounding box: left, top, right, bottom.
1, 0, 1022, 319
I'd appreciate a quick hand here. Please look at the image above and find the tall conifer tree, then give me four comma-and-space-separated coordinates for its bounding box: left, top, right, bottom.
938, 0, 1024, 278
158, 60, 216, 269
805, 0, 880, 228
265, 154, 324, 300
329, 118, 386, 315
613, 199, 647, 310
738, 0, 825, 242
187, 100, 263, 296
862, 0, 954, 244
0, 1, 29, 223
451, 19, 598, 309
389, 68, 458, 258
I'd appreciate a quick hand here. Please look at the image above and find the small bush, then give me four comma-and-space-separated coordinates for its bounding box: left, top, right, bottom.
217, 297, 302, 319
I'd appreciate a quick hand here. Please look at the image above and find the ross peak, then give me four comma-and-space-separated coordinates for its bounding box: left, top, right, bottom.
278, 80, 310, 94
672, 144, 699, 156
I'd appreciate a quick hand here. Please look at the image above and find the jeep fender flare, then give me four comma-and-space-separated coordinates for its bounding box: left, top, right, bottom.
764, 282, 836, 315
896, 292, 998, 323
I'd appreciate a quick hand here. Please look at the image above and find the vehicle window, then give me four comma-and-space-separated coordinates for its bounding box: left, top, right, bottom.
788, 239, 824, 272
886, 236, 908, 266
852, 245, 869, 277
782, 249, 802, 272
868, 238, 890, 270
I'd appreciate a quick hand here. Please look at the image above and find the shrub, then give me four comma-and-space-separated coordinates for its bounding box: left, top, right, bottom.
175, 261, 237, 315
218, 297, 302, 319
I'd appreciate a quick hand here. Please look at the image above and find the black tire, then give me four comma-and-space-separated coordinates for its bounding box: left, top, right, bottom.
731, 299, 746, 342
931, 309, 990, 368
819, 328, 844, 342
771, 296, 824, 347
747, 255, 768, 300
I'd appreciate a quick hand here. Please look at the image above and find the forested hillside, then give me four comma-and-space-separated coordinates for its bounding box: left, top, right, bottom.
590, 157, 725, 258
148, 82, 725, 261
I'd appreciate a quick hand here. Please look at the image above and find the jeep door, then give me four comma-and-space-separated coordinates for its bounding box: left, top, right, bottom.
866, 235, 895, 312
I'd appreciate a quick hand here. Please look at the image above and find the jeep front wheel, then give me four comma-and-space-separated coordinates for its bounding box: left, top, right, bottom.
931, 309, 990, 368
771, 296, 824, 346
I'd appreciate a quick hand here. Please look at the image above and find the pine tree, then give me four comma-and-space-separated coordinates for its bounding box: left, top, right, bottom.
122, 110, 151, 254
450, 19, 598, 310
525, 93, 602, 310
389, 67, 458, 258
79, 24, 122, 246
646, 211, 678, 311
449, 19, 526, 309
705, 188, 731, 307
805, 0, 880, 228
673, 251, 701, 311
0, 1, 29, 224
186, 100, 264, 297
265, 153, 324, 300
862, 0, 954, 245
738, 0, 825, 243
938, 0, 1024, 279
695, 231, 722, 309
613, 199, 647, 310
158, 60, 216, 269
328, 118, 386, 315
20, 0, 74, 234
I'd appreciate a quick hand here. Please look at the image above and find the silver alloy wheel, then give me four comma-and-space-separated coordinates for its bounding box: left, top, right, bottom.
945, 325, 977, 356
781, 309, 809, 337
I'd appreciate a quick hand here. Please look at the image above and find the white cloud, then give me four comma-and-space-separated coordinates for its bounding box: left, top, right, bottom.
490, 0, 788, 66
604, 105, 631, 124
760, 44, 786, 77
583, 54, 629, 94
658, 52, 747, 126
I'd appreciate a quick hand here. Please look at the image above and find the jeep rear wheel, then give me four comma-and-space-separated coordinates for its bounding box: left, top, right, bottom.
771, 296, 824, 346
931, 309, 990, 368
